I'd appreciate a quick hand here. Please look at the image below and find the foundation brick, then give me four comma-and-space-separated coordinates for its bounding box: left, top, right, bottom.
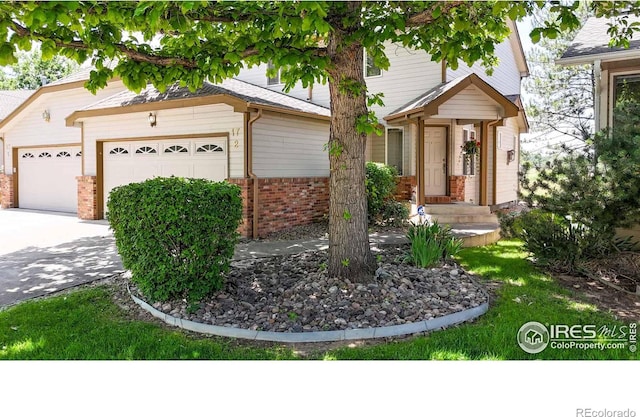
0, 174, 14, 209
77, 176, 98, 220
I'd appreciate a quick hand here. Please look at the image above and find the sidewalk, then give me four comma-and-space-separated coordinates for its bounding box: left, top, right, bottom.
233, 231, 409, 260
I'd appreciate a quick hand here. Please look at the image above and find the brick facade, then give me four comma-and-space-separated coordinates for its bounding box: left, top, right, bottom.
0, 173, 14, 209
449, 175, 466, 202
229, 177, 329, 238
393, 176, 417, 202
77, 176, 98, 220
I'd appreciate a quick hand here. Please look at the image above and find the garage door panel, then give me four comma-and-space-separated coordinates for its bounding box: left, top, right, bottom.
18, 147, 81, 213
103, 138, 227, 216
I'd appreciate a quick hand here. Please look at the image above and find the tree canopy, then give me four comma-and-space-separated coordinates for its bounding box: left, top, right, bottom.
1, 1, 639, 281
0, 47, 78, 89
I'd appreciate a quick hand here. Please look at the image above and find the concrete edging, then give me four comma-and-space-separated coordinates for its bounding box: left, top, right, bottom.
129, 287, 489, 343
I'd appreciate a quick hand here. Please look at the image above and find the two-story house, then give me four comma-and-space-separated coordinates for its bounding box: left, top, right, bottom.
0, 20, 528, 239
558, 14, 640, 244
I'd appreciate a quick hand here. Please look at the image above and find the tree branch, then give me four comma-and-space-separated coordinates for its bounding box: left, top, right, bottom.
406, 1, 466, 26
10, 19, 327, 69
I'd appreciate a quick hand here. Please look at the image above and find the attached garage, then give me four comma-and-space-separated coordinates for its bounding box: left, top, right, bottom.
101, 137, 227, 215
17, 146, 81, 213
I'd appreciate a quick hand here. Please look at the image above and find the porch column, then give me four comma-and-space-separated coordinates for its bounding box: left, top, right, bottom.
480, 121, 488, 206
417, 118, 424, 205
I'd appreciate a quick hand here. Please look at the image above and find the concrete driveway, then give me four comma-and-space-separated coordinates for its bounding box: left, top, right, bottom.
0, 209, 123, 308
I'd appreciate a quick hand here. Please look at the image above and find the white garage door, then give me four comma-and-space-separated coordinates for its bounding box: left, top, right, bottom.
18, 146, 81, 213
103, 138, 228, 214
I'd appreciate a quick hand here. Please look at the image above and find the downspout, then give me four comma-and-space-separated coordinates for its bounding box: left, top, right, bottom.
247, 109, 263, 239
487, 118, 502, 207
405, 115, 421, 206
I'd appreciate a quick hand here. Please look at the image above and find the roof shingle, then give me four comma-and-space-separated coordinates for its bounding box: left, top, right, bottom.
79, 78, 330, 117
561, 15, 640, 60
0, 90, 35, 121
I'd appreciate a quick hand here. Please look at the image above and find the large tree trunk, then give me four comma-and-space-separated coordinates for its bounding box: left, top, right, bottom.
326, 2, 377, 282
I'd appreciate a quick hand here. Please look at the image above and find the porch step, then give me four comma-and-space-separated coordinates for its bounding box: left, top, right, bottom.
422, 204, 491, 215
427, 214, 499, 225
424, 196, 452, 204
450, 223, 502, 248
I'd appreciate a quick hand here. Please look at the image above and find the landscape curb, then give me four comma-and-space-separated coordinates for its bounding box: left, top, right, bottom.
129, 287, 489, 343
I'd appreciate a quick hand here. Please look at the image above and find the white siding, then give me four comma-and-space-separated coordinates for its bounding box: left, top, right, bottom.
2, 82, 126, 174
433, 85, 503, 120
235, 63, 317, 105
370, 132, 385, 163
447, 37, 522, 96
82, 104, 245, 178
494, 117, 520, 204
252, 112, 329, 177
236, 42, 443, 122
366, 44, 442, 124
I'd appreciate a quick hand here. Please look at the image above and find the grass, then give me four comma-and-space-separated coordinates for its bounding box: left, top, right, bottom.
0, 240, 637, 360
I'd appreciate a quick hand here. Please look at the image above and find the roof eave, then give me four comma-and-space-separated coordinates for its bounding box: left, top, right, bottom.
557, 49, 640, 66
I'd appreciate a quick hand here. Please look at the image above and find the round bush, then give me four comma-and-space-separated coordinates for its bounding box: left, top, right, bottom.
365, 162, 403, 224
107, 177, 243, 302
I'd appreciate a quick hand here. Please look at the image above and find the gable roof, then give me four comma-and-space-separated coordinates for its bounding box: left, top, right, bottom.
66, 78, 330, 126
0, 65, 116, 130
558, 15, 640, 65
384, 73, 520, 123
0, 90, 34, 121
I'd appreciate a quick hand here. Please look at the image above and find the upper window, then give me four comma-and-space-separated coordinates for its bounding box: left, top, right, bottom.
267, 61, 281, 86
613, 74, 640, 132
365, 51, 382, 78
387, 128, 403, 175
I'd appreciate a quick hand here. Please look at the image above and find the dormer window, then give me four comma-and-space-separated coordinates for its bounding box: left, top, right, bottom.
365, 51, 382, 78
267, 60, 281, 85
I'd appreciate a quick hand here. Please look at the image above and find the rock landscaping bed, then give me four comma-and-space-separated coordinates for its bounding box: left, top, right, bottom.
130, 245, 489, 333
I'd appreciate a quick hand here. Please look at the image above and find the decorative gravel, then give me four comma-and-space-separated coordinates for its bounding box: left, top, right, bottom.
133, 245, 489, 333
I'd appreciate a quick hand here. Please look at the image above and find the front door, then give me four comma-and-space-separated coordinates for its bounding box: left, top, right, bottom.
424, 126, 447, 196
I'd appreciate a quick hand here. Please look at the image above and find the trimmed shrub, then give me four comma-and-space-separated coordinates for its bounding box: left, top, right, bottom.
365, 162, 408, 226
107, 177, 243, 302
406, 220, 463, 268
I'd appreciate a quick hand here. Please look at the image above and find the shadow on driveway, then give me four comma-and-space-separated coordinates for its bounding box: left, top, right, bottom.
0, 235, 123, 308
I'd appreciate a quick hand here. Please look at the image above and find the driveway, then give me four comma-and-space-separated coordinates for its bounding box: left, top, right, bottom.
0, 209, 123, 308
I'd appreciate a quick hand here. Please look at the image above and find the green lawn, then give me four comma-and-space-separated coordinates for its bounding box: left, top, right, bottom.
0, 240, 637, 360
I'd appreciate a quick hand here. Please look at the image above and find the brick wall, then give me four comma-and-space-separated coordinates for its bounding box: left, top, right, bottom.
449, 175, 466, 202
0, 174, 14, 209
394, 176, 416, 202
229, 177, 329, 238
77, 176, 98, 220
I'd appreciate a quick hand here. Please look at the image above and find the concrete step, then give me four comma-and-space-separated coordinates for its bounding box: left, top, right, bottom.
426, 214, 499, 225
449, 223, 502, 248
421, 204, 492, 215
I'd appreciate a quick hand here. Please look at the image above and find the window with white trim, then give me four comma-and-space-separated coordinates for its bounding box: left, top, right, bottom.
267, 60, 281, 85
386, 128, 403, 175
613, 73, 640, 131
364, 51, 382, 78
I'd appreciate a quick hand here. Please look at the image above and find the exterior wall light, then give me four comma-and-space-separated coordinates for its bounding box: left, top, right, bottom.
42, 109, 50, 122
148, 112, 157, 127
